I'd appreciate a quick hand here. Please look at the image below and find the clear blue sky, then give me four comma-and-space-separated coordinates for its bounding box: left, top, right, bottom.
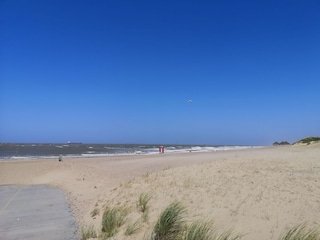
1, 0, 319, 145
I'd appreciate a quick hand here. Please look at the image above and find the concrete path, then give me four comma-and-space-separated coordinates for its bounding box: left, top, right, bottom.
0, 185, 79, 240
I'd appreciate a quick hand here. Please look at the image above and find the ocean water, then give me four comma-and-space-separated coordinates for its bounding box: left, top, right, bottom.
0, 143, 259, 160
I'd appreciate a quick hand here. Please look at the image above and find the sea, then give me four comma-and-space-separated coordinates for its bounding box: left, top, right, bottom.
0, 143, 260, 160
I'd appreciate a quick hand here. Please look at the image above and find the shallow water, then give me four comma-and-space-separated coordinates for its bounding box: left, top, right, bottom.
0, 143, 258, 160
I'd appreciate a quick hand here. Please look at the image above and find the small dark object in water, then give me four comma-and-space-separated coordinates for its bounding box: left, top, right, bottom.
59, 155, 63, 162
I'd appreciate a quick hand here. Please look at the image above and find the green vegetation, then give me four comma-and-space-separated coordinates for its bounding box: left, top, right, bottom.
181, 220, 213, 240
279, 223, 320, 240
151, 201, 186, 240
125, 219, 142, 235
181, 220, 241, 240
212, 230, 242, 240
149, 202, 241, 240
101, 206, 127, 238
81, 225, 97, 240
93, 197, 319, 240
142, 209, 149, 222
295, 137, 320, 145
137, 193, 152, 213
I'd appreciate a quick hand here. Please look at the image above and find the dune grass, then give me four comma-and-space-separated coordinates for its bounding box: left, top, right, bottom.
149, 202, 241, 240
179, 219, 241, 240
212, 230, 242, 240
181, 220, 213, 240
151, 201, 186, 240
125, 218, 142, 236
97, 199, 318, 240
101, 206, 128, 238
279, 223, 320, 240
81, 225, 97, 240
137, 193, 152, 213
142, 210, 149, 222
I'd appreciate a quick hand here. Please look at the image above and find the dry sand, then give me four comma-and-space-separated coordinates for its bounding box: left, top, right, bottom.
1, 144, 319, 239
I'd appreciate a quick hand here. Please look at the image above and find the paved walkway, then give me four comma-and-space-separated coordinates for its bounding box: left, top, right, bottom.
0, 185, 79, 240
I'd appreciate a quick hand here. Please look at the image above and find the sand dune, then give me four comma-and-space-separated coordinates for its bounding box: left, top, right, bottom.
1, 144, 319, 239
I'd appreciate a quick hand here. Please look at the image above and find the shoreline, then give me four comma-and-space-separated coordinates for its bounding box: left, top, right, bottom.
1, 145, 319, 239
0, 144, 263, 161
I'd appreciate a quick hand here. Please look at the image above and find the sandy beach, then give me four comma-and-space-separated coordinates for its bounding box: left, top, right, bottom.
1, 144, 319, 239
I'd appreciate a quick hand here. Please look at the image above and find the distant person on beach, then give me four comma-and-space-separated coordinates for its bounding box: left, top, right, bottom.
161, 146, 164, 154
159, 147, 162, 154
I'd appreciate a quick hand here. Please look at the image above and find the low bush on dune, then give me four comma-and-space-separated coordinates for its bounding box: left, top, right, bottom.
294, 137, 320, 145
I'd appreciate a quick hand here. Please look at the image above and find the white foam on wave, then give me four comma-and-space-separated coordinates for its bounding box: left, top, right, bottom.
8, 156, 58, 160
165, 147, 176, 150
191, 146, 202, 151
164, 145, 260, 154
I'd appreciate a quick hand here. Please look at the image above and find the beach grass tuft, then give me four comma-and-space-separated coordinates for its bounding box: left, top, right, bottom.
213, 229, 242, 240
81, 225, 97, 240
279, 223, 320, 240
181, 220, 241, 240
137, 193, 152, 213
142, 210, 149, 222
181, 220, 213, 240
125, 218, 142, 235
151, 201, 186, 240
101, 206, 128, 238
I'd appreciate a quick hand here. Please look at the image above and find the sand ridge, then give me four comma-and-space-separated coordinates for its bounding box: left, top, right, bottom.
0, 145, 319, 239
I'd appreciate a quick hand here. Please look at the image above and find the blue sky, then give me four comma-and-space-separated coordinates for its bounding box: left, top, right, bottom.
1, 0, 319, 145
